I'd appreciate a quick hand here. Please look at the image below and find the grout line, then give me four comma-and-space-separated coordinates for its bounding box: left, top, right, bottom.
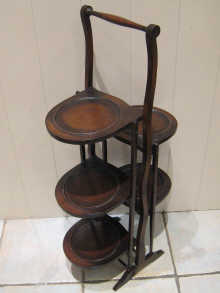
1, 209, 220, 221
84, 275, 175, 284
162, 212, 181, 293
132, 275, 175, 281
1, 270, 220, 288
179, 271, 220, 278
83, 272, 175, 284
82, 277, 177, 286
2, 270, 220, 288
2, 215, 72, 221
0, 282, 81, 288
166, 209, 220, 214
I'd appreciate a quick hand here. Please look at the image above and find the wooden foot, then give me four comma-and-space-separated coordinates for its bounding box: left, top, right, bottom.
113, 250, 164, 291
113, 267, 136, 291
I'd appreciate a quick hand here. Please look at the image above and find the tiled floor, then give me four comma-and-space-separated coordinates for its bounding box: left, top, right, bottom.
0, 211, 219, 292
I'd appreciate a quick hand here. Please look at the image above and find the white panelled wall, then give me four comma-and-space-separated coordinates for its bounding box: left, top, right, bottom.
0, 0, 220, 218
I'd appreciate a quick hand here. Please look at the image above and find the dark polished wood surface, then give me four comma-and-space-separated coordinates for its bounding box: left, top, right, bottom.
115, 105, 177, 147
55, 156, 129, 218
44, 4, 170, 288
45, 88, 142, 145
63, 216, 129, 267
120, 163, 171, 213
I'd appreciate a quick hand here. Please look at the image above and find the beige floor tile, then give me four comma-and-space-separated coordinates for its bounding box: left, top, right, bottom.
84, 213, 174, 281
134, 213, 174, 277
84, 278, 178, 293
0, 217, 82, 284
167, 211, 220, 274
180, 275, 220, 293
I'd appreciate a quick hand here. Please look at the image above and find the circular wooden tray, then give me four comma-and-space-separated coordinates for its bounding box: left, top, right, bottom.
115, 105, 177, 148
56, 156, 129, 218
119, 163, 171, 213
54, 96, 120, 134
63, 216, 129, 267
45, 89, 142, 144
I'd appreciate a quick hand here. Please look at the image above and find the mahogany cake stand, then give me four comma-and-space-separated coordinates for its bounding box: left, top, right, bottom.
45, 4, 168, 291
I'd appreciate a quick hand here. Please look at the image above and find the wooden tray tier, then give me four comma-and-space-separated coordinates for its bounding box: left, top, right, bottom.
119, 163, 171, 213
56, 156, 130, 218
115, 105, 177, 147
45, 88, 142, 145
63, 216, 129, 267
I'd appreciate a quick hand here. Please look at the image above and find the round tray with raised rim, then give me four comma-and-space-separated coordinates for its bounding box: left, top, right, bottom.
119, 163, 171, 213
63, 216, 129, 267
114, 105, 177, 147
56, 156, 129, 218
54, 96, 120, 135
45, 89, 142, 144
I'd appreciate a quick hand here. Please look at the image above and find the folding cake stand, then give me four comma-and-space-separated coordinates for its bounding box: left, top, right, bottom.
45, 5, 171, 291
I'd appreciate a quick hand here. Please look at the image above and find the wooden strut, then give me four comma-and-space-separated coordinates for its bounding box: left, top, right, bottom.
102, 140, 107, 162
80, 145, 86, 163
128, 122, 138, 269
114, 28, 163, 291
150, 144, 159, 253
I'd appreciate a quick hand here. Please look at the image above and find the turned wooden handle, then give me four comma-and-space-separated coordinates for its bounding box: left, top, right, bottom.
90, 10, 147, 32
81, 5, 160, 36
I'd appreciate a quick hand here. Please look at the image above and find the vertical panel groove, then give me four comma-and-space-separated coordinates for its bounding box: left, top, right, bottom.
129, 0, 132, 105
30, 0, 59, 180
167, 0, 181, 179
0, 82, 29, 214
167, 0, 220, 211
170, 0, 182, 115
196, 55, 220, 210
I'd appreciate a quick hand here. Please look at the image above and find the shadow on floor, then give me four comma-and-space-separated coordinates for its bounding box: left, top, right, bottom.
69, 212, 166, 283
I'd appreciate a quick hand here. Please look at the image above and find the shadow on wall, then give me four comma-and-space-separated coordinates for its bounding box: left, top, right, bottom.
93, 55, 109, 94
156, 142, 173, 212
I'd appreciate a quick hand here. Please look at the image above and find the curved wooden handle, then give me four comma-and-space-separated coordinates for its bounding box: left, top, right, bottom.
81, 5, 160, 37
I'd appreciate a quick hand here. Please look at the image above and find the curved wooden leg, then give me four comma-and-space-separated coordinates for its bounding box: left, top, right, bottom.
88, 143, 95, 157
114, 129, 163, 291
135, 185, 149, 266
102, 140, 107, 162
128, 122, 138, 268
135, 138, 151, 266
150, 144, 159, 253
114, 122, 138, 291
80, 145, 86, 163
